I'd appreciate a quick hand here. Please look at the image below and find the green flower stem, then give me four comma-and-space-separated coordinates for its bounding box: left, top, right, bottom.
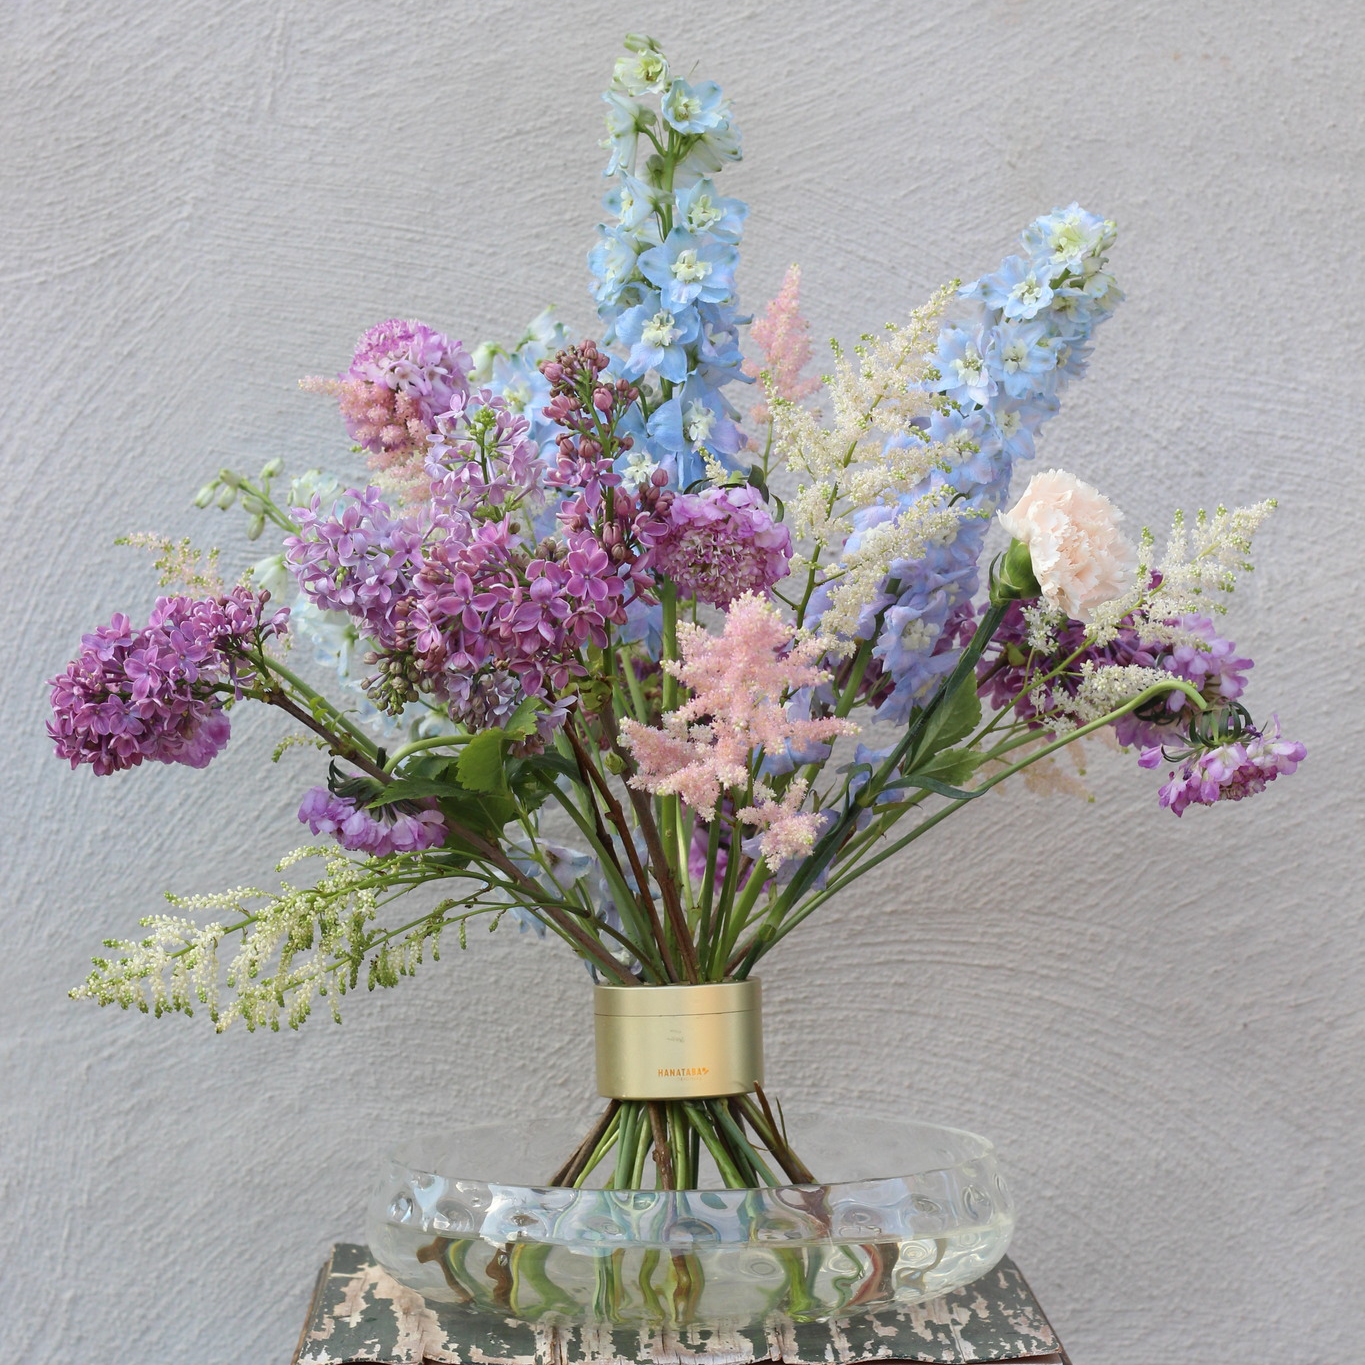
681, 1101, 745, 1186
572, 1109, 623, 1189
712, 1101, 779, 1185
246, 648, 381, 762
233, 475, 296, 533
383, 733, 470, 771
594, 704, 701, 983
717, 854, 770, 970
621, 653, 649, 722
759, 678, 1211, 959
695, 814, 723, 955
564, 721, 679, 981
540, 781, 665, 981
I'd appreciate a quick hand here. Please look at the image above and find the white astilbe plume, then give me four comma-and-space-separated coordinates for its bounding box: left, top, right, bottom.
69, 847, 504, 1031
772, 284, 957, 553
1064, 661, 1175, 725
1090, 500, 1276, 646
814, 497, 974, 640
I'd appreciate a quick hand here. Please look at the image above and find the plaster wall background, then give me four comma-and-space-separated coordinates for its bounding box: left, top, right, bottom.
1, 2, 1361, 1361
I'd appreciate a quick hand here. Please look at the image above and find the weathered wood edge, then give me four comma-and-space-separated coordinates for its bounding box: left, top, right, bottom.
294, 1245, 1065, 1365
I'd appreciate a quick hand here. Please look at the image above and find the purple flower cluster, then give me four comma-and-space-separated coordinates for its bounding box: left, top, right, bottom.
411, 522, 629, 698
1139, 717, 1305, 816
979, 602, 1251, 747
426, 392, 546, 517
651, 484, 791, 607
541, 341, 639, 512
48, 589, 287, 776
286, 487, 424, 649
298, 786, 447, 855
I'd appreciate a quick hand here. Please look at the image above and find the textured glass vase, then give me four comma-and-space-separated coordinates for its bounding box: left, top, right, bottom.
366, 1113, 1014, 1329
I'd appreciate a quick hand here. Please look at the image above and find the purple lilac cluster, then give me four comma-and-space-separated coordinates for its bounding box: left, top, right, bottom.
541, 341, 638, 512
297, 786, 447, 855
652, 484, 791, 607
426, 391, 545, 518
287, 486, 424, 649
978, 602, 1251, 747
48, 589, 288, 776
1139, 718, 1305, 816
410, 523, 629, 699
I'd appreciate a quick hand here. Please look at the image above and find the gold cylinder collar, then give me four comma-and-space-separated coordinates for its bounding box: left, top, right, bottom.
593, 979, 763, 1100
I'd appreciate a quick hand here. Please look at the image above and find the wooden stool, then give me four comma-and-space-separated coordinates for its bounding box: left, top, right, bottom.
292, 1243, 1069, 1364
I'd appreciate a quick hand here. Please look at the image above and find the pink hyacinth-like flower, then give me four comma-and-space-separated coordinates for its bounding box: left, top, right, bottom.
1139, 715, 1305, 816
652, 484, 792, 607
621, 593, 856, 851
746, 264, 820, 424
329, 319, 472, 494
48, 589, 288, 776
297, 786, 447, 856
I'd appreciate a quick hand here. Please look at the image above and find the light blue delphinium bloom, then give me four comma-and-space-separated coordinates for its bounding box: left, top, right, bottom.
604, 171, 660, 233
601, 90, 651, 176
973, 254, 1056, 321
613, 40, 669, 97
675, 178, 748, 242
648, 376, 746, 464
692, 302, 751, 388
989, 320, 1060, 400
588, 225, 651, 309
828, 204, 1123, 718
1021, 202, 1116, 276
587, 39, 751, 493
661, 78, 729, 133
637, 228, 738, 310
613, 292, 701, 381
934, 325, 998, 407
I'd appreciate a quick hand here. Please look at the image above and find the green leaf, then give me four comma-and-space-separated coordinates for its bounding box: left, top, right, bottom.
504, 696, 543, 740
364, 775, 459, 807
912, 673, 982, 764
911, 746, 984, 787
456, 728, 510, 795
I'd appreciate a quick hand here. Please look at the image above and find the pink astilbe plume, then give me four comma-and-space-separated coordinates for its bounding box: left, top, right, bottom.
302, 320, 472, 502
745, 264, 820, 424
621, 594, 856, 856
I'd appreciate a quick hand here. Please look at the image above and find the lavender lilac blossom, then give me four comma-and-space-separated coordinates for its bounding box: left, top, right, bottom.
48, 589, 288, 776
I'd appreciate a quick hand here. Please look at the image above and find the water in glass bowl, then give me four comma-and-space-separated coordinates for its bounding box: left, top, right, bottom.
366, 1112, 1014, 1329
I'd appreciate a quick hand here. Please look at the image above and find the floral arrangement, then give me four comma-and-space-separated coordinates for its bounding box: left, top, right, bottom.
50, 36, 1302, 1193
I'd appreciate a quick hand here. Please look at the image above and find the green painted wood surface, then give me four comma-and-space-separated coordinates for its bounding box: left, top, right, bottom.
293, 1244, 1067, 1364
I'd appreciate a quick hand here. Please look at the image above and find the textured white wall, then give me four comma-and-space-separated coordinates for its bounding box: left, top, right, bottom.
2, 2, 1361, 1361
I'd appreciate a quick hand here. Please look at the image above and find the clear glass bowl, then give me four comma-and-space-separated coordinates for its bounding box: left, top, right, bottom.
366, 1113, 1014, 1328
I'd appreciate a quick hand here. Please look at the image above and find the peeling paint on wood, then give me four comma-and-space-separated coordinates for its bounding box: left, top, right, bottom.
292, 1245, 1067, 1365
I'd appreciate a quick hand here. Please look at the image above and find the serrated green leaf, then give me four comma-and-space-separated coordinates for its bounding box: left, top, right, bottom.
504, 696, 543, 740
456, 728, 510, 795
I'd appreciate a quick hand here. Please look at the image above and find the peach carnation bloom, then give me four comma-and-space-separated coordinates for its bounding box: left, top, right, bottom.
998, 469, 1134, 623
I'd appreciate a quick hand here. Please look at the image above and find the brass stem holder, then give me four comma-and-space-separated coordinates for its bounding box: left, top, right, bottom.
593, 979, 763, 1100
